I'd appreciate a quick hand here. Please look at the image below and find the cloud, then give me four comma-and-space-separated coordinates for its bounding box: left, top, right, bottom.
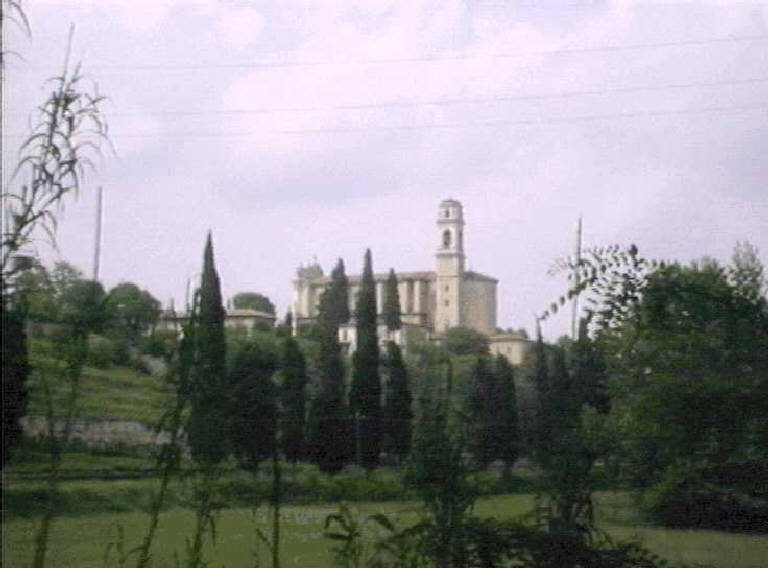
5, 1, 767, 340
218, 5, 265, 50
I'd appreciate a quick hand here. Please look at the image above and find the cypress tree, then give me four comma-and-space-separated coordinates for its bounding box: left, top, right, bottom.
312, 333, 350, 472
311, 258, 351, 472
186, 233, 229, 467
281, 336, 308, 462
350, 248, 381, 469
183, 233, 230, 568
466, 354, 499, 467
495, 354, 520, 472
532, 327, 552, 468
229, 341, 278, 471
383, 341, 412, 461
318, 258, 350, 335
573, 318, 610, 414
2, 301, 28, 469
383, 268, 402, 334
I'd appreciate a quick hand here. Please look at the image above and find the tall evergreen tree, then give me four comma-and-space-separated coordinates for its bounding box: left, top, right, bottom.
229, 340, 279, 471
383, 341, 412, 461
281, 336, 308, 462
182, 233, 231, 568
2, 301, 28, 469
312, 333, 350, 472
318, 258, 350, 335
572, 318, 609, 414
383, 268, 402, 334
350, 249, 381, 469
532, 327, 552, 467
311, 258, 352, 472
466, 355, 500, 467
186, 233, 229, 467
495, 354, 520, 472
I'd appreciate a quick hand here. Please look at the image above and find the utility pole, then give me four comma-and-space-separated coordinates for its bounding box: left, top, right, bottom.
92, 186, 103, 282
571, 216, 582, 340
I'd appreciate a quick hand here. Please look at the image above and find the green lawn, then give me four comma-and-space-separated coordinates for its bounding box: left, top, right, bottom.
25, 363, 172, 425
5, 494, 767, 568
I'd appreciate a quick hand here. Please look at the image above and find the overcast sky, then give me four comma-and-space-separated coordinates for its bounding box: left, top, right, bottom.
4, 0, 767, 339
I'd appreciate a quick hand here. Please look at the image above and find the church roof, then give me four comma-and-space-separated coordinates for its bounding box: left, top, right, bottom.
464, 270, 498, 283
305, 270, 436, 285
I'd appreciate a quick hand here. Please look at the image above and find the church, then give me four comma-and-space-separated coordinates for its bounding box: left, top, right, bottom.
291, 199, 530, 364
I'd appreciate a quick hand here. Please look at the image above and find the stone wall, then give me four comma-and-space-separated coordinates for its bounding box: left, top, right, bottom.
21, 416, 174, 449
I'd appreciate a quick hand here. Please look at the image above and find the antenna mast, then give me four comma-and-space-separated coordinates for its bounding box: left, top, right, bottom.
571, 216, 582, 340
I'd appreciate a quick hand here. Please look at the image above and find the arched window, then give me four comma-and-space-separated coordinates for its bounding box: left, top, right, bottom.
442, 229, 451, 248
444, 209, 450, 218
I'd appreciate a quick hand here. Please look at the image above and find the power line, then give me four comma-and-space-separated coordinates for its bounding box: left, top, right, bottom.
6, 76, 765, 120
278, 103, 768, 134
91, 77, 768, 118
8, 35, 768, 72
7, 102, 763, 139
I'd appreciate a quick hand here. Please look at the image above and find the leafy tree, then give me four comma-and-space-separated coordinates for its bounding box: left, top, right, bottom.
229, 339, 279, 471
550, 242, 768, 531
350, 248, 381, 469
280, 336, 308, 462
729, 240, 765, 300
13, 261, 57, 322
106, 281, 160, 341
232, 291, 276, 315
383, 268, 402, 333
50, 278, 109, 336
443, 326, 489, 357
383, 341, 412, 461
607, 263, 768, 515
405, 361, 476, 568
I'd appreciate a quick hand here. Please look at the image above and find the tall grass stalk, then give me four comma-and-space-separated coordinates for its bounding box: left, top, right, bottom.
135, 298, 197, 568
32, 325, 89, 567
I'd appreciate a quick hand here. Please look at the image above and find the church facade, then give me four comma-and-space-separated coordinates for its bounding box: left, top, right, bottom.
291, 199, 530, 364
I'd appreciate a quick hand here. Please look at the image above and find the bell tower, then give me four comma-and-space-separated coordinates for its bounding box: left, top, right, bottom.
435, 199, 465, 333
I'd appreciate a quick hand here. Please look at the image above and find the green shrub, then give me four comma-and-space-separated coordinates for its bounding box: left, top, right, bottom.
139, 330, 178, 358
641, 462, 768, 532
86, 335, 115, 368
109, 338, 132, 366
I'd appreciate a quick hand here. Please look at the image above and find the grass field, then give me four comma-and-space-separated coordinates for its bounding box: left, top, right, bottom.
25, 363, 173, 425
5, 493, 768, 568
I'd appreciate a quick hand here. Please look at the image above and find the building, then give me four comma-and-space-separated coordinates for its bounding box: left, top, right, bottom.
156, 307, 276, 335
292, 199, 531, 364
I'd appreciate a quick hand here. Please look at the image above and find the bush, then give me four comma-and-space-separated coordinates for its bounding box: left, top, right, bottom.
109, 338, 132, 366
86, 335, 115, 368
640, 462, 768, 532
